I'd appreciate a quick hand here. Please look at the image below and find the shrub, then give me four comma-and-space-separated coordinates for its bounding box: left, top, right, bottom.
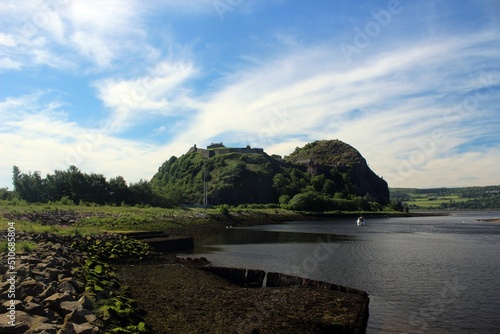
59, 196, 73, 205
288, 192, 326, 211
279, 195, 291, 206
219, 204, 230, 215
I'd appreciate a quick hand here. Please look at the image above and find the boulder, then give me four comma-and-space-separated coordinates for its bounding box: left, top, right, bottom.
0, 311, 48, 334
26, 322, 58, 334
0, 300, 23, 313
24, 295, 36, 303
0, 320, 30, 334
72, 323, 96, 334
31, 269, 50, 282
58, 281, 77, 296
57, 321, 77, 334
43, 292, 74, 314
23, 301, 47, 316
40, 281, 59, 300
63, 309, 91, 325
19, 279, 46, 299
77, 294, 94, 310
59, 301, 83, 315
0, 280, 11, 293
45, 267, 64, 281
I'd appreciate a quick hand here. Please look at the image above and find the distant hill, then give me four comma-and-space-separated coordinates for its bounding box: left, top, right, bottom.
151, 140, 390, 208
390, 186, 500, 209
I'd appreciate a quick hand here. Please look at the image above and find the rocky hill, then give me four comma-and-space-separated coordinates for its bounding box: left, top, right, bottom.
151, 140, 390, 207
284, 140, 390, 205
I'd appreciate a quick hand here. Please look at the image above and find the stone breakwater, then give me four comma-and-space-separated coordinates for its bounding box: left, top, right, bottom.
0, 232, 155, 334
203, 266, 369, 333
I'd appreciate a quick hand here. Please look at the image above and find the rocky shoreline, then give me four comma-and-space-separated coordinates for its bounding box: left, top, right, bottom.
0, 232, 159, 334
1, 233, 100, 333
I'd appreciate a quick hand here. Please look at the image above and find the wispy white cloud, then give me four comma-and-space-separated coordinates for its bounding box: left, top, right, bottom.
0, 92, 168, 188
169, 29, 500, 187
94, 60, 199, 133
0, 0, 154, 71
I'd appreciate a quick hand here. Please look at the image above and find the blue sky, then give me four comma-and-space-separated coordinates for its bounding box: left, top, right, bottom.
1, 0, 499, 189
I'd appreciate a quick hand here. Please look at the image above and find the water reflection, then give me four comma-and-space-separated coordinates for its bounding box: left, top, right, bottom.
179, 214, 500, 333
193, 228, 358, 248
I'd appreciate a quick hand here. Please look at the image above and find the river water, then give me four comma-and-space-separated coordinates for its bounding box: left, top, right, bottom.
179, 212, 500, 333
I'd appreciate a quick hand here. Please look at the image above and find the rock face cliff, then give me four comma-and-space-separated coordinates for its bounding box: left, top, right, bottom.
284, 140, 390, 205
151, 147, 280, 205
350, 157, 390, 204
151, 140, 390, 206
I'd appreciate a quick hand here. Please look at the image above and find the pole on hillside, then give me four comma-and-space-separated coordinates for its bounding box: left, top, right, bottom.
203, 162, 208, 207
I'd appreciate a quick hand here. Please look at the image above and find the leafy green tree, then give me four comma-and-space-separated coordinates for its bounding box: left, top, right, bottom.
310, 174, 326, 192
322, 179, 336, 195
108, 176, 129, 205
388, 200, 404, 211
0, 187, 13, 200
12, 166, 21, 191
67, 165, 86, 204
84, 173, 108, 204
272, 173, 290, 195
129, 179, 153, 205
12, 166, 45, 202
354, 197, 371, 211
45, 169, 71, 201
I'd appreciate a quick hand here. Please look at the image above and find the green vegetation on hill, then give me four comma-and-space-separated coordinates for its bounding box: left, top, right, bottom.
152, 140, 390, 211
390, 186, 500, 209
283, 140, 390, 204
151, 151, 278, 205
285, 139, 362, 167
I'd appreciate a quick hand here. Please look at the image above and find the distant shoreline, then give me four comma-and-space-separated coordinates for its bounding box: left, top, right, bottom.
159, 209, 449, 239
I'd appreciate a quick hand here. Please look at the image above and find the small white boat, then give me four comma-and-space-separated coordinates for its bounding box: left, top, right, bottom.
356, 216, 366, 226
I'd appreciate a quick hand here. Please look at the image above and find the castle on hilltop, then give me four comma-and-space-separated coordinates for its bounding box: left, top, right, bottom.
188, 142, 264, 158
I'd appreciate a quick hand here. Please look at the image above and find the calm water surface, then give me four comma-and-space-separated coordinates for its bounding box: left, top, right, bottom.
179, 212, 500, 333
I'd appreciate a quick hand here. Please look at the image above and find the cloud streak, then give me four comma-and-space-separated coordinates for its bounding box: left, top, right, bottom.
0, 0, 499, 189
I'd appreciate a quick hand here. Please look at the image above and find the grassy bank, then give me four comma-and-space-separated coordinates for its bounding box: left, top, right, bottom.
0, 202, 416, 238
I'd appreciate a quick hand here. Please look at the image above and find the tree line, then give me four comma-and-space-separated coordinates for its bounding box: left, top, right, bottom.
9, 165, 175, 207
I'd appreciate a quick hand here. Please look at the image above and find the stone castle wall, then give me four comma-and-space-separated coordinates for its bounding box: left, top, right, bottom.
188, 145, 264, 159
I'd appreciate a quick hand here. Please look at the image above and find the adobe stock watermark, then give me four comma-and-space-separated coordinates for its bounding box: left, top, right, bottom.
5, 222, 18, 327
18, 0, 70, 42
234, 106, 290, 149
236, 293, 289, 333
387, 71, 497, 187
290, 234, 340, 277
51, 73, 167, 171
212, 0, 243, 21
408, 277, 466, 332
340, 0, 405, 64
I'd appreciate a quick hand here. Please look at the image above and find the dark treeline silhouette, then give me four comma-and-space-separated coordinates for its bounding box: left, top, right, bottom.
11, 165, 175, 207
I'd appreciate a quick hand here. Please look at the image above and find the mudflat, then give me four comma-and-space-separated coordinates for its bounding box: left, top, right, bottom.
116, 264, 368, 334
